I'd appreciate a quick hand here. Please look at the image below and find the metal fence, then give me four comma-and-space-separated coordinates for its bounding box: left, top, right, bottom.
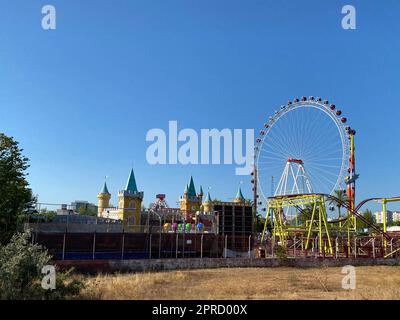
32, 232, 255, 260
256, 235, 400, 259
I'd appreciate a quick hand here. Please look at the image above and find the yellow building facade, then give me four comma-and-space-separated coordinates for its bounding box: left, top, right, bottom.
179, 176, 203, 221
97, 169, 143, 231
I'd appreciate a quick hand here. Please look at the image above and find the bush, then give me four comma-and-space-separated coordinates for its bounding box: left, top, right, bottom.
0, 231, 83, 300
275, 245, 289, 266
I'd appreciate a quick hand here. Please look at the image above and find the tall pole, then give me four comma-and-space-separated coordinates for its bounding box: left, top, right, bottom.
176, 233, 178, 258
382, 200, 387, 249
201, 234, 204, 259
252, 164, 258, 236
121, 232, 125, 260
382, 200, 387, 234
351, 133, 356, 230
62, 232, 66, 261
346, 132, 356, 256
347, 133, 356, 230
319, 203, 322, 254
92, 232, 96, 260
149, 234, 152, 259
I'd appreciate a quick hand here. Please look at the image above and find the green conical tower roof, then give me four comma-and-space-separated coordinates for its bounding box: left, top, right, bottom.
187, 176, 197, 197
204, 191, 212, 203
199, 185, 204, 195
235, 186, 245, 200
125, 169, 138, 193
100, 181, 110, 195
184, 184, 188, 194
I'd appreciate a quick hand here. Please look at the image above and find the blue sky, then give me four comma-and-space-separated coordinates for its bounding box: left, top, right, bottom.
1, 0, 399, 212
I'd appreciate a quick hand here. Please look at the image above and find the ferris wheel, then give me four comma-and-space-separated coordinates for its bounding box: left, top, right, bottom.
254, 96, 354, 202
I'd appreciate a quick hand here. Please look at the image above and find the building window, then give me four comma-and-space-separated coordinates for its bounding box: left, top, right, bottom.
128, 216, 136, 226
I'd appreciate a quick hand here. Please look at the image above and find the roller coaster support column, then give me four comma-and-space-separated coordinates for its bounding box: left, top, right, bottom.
261, 205, 272, 243
382, 200, 387, 235
379, 197, 400, 249
266, 194, 333, 255
382, 199, 388, 249
346, 132, 357, 255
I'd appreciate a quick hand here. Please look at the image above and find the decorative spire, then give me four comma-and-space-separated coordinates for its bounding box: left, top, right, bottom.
125, 168, 138, 193
184, 184, 188, 194
187, 176, 197, 197
99, 181, 110, 195
204, 191, 212, 203
235, 186, 245, 201
199, 185, 204, 195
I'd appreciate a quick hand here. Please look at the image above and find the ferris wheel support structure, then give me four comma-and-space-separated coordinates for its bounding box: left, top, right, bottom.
274, 158, 313, 196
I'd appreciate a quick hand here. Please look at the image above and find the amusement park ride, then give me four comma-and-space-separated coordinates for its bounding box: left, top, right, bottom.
253, 96, 400, 258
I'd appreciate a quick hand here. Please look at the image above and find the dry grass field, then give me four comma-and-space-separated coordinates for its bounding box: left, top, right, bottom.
78, 266, 400, 300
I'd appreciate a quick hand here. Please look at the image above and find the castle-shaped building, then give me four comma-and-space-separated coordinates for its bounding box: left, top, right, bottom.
97, 171, 247, 229
179, 176, 203, 222
201, 185, 246, 212
179, 175, 246, 221
97, 169, 143, 231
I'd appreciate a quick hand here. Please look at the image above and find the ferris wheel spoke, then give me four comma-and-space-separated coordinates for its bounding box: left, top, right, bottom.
266, 122, 298, 154
307, 170, 336, 193
303, 132, 341, 158
272, 114, 300, 157
260, 145, 292, 160
305, 128, 339, 159
259, 147, 288, 158
306, 162, 341, 169
258, 156, 288, 163
305, 143, 343, 158
306, 133, 341, 154
305, 138, 342, 159
258, 157, 286, 164
308, 165, 341, 178
263, 139, 294, 159
263, 138, 297, 160
302, 143, 341, 162
306, 156, 343, 162
299, 109, 324, 150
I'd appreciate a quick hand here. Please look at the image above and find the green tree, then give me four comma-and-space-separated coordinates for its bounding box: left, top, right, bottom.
297, 204, 314, 225
41, 210, 57, 222
78, 206, 87, 215
255, 213, 266, 233
78, 204, 97, 216
0, 133, 35, 244
358, 209, 375, 230
328, 190, 347, 219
